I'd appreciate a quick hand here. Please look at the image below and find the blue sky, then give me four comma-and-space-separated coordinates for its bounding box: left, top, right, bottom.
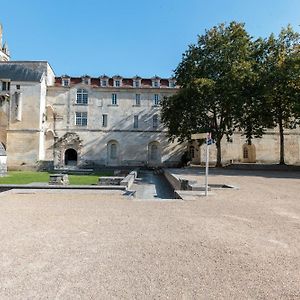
1, 0, 299, 77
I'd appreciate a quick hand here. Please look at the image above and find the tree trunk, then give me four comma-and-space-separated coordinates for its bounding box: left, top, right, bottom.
278, 118, 285, 165
215, 138, 222, 167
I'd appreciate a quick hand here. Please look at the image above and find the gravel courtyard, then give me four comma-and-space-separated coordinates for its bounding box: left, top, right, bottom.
0, 170, 299, 299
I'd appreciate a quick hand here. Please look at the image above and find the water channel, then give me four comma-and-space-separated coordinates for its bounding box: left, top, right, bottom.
131, 170, 175, 200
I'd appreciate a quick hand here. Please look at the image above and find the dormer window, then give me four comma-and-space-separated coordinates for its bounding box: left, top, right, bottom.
82, 76, 91, 85
113, 76, 122, 87
169, 79, 176, 88
151, 76, 161, 88
100, 75, 109, 87
133, 76, 141, 88
62, 78, 70, 87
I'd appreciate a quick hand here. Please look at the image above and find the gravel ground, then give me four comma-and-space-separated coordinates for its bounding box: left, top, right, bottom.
0, 170, 299, 299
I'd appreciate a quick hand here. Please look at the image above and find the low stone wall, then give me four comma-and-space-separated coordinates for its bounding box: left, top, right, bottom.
49, 174, 69, 185
164, 169, 184, 190
120, 171, 137, 189
98, 176, 124, 186
164, 169, 206, 191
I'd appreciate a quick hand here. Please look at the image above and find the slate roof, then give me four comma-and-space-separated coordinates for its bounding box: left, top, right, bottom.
0, 61, 49, 82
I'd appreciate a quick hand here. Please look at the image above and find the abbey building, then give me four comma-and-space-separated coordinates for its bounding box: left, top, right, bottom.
0, 24, 300, 170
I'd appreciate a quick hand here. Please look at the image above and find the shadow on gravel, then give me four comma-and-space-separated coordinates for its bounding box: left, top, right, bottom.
169, 166, 300, 180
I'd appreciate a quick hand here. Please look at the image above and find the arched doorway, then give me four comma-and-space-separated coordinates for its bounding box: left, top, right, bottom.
65, 148, 78, 166
242, 144, 256, 163
107, 140, 119, 166
148, 141, 161, 165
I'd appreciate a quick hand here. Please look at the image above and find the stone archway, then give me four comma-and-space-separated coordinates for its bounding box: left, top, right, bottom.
54, 133, 82, 168
242, 143, 256, 163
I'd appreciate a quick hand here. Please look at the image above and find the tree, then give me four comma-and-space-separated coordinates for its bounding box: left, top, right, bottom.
235, 38, 273, 145
261, 26, 300, 164
161, 22, 254, 167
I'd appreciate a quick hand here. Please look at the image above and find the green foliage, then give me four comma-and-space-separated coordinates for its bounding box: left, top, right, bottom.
163, 22, 254, 166
260, 26, 300, 164
161, 22, 300, 166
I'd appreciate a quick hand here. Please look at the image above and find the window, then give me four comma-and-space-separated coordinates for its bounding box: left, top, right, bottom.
75, 112, 87, 126
82, 77, 90, 85
169, 80, 176, 88
153, 114, 158, 128
115, 80, 120, 87
154, 94, 160, 106
135, 94, 141, 106
76, 89, 88, 105
110, 143, 117, 159
62, 79, 69, 87
2, 81, 10, 91
243, 147, 249, 159
16, 85, 20, 90
152, 80, 160, 88
101, 80, 107, 87
134, 80, 140, 88
134, 115, 139, 128
112, 93, 117, 105
189, 146, 195, 159
102, 114, 108, 127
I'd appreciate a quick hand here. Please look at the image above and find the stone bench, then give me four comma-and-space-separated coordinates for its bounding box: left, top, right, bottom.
98, 176, 124, 186
49, 174, 69, 185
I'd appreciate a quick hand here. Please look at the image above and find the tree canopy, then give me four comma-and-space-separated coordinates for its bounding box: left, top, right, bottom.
161, 22, 300, 166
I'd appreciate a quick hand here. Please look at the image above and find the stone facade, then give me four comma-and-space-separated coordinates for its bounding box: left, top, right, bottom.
0, 60, 184, 169
45, 76, 183, 169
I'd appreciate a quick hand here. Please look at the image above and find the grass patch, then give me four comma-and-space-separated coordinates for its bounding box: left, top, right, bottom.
0, 171, 113, 185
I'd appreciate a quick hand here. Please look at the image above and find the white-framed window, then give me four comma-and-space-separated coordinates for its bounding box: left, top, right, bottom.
112, 93, 117, 105
134, 115, 139, 128
135, 94, 141, 106
82, 77, 90, 85
76, 89, 88, 105
134, 80, 140, 88
62, 79, 70, 87
152, 80, 160, 88
169, 80, 176, 88
2, 81, 10, 91
101, 79, 108, 87
102, 114, 108, 127
75, 112, 87, 126
153, 94, 160, 106
153, 114, 158, 128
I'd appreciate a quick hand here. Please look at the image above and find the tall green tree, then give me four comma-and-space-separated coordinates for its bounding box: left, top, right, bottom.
235, 38, 273, 145
261, 26, 300, 164
161, 22, 254, 166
